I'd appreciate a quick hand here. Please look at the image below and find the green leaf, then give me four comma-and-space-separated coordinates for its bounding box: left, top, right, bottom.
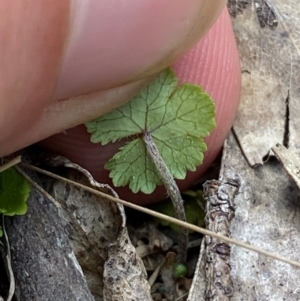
0, 167, 31, 216
85, 68, 216, 194
105, 139, 162, 194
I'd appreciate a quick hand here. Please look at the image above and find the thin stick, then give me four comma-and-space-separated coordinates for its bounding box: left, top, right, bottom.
143, 132, 188, 263
15, 166, 61, 209
0, 156, 22, 173
20, 162, 300, 269
1, 217, 15, 301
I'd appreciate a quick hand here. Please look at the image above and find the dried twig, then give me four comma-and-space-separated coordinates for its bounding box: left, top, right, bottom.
0, 217, 15, 301
0, 156, 21, 173
203, 180, 238, 300
15, 166, 61, 208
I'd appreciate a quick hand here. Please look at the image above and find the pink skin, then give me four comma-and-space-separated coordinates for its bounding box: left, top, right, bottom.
40, 8, 241, 204
0, 0, 226, 156
54, 0, 226, 99
0, 1, 240, 204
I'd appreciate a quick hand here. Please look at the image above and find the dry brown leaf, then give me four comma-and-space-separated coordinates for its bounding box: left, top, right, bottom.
221, 132, 300, 300
103, 227, 152, 301
231, 0, 300, 166
51, 172, 122, 298
272, 144, 300, 188
48, 159, 152, 301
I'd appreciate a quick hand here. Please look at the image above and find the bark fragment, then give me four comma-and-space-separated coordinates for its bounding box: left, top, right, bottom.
5, 168, 95, 301
203, 180, 239, 301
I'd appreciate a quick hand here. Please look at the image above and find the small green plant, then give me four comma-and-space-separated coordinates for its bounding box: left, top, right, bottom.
0, 167, 31, 236
172, 263, 187, 278
86, 68, 215, 193
85, 68, 215, 261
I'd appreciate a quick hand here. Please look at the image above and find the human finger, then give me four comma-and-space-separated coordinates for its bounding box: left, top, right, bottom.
39, 8, 241, 204
0, 0, 226, 157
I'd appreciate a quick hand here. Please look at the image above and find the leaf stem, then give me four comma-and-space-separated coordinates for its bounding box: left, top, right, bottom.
143, 132, 188, 262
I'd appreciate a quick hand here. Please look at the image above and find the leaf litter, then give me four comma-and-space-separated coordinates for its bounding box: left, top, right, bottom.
2, 1, 298, 300
6, 148, 300, 301
45, 156, 151, 301
223, 0, 300, 299
40, 154, 216, 301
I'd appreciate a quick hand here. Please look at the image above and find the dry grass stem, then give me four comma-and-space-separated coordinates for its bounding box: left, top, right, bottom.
20, 162, 300, 269
15, 166, 61, 208
0, 156, 22, 173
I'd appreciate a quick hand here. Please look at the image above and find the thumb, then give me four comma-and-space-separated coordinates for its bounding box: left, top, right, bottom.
0, 0, 226, 157
40, 8, 241, 205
